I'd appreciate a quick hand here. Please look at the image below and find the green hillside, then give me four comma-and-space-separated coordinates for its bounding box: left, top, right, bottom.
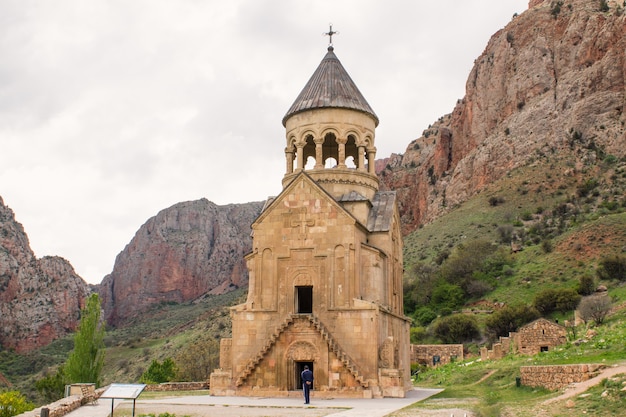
402, 146, 626, 333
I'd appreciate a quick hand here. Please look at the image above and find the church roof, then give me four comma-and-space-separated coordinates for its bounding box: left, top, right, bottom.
337, 191, 370, 202
282, 46, 379, 126
367, 191, 397, 232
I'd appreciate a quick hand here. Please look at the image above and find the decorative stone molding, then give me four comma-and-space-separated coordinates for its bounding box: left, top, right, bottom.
286, 340, 319, 361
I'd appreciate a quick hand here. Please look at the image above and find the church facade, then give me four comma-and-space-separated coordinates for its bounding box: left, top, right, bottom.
210, 44, 411, 399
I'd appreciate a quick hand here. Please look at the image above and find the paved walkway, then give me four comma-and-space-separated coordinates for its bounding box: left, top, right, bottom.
63, 388, 443, 417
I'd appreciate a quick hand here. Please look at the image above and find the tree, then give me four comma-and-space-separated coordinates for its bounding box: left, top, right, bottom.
140, 358, 177, 384
175, 338, 220, 381
484, 304, 541, 342
578, 295, 612, 325
432, 314, 480, 344
65, 293, 105, 387
597, 255, 626, 282
0, 391, 35, 417
577, 274, 596, 296
35, 365, 67, 403
533, 288, 581, 314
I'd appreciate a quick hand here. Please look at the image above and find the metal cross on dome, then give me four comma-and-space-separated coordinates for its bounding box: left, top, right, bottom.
324, 24, 339, 46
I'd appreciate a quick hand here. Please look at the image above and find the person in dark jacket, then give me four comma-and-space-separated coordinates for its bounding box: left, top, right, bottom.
301, 365, 314, 404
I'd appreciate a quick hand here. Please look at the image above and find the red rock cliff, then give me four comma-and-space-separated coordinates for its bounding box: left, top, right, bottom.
0, 196, 90, 353
379, 0, 626, 233
99, 198, 263, 326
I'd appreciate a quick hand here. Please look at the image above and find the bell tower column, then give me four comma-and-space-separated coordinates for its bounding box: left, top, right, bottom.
285, 147, 295, 174
337, 136, 347, 168
367, 147, 377, 175
357, 146, 366, 172
314, 137, 324, 169
296, 141, 305, 171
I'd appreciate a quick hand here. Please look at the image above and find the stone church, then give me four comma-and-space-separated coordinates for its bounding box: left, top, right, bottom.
210, 43, 411, 398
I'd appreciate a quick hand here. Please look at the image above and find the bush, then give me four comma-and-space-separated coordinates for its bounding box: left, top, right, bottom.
432, 314, 480, 344
35, 366, 67, 403
0, 391, 35, 417
577, 274, 596, 296
533, 288, 581, 314
430, 282, 465, 311
578, 295, 612, 325
175, 338, 220, 382
140, 358, 177, 384
597, 255, 626, 282
484, 304, 541, 341
413, 306, 438, 326
410, 326, 429, 344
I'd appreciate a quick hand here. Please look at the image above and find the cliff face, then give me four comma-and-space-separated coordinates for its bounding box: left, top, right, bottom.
379, 0, 626, 233
99, 198, 263, 326
0, 197, 90, 353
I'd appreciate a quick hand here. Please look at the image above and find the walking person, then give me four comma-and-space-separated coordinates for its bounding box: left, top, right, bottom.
301, 365, 314, 404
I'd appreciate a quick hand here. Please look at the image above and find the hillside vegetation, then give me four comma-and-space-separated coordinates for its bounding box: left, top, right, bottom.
402, 142, 626, 344
390, 304, 626, 417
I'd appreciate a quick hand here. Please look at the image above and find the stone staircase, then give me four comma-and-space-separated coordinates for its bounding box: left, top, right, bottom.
235, 314, 296, 386
235, 313, 368, 388
308, 314, 369, 388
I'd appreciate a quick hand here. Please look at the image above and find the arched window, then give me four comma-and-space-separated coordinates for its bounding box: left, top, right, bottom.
322, 132, 338, 167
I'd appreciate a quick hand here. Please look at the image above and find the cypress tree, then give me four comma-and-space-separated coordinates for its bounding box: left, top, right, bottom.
65, 293, 105, 387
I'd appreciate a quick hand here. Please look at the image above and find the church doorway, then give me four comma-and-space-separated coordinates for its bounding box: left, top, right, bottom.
296, 286, 313, 314
296, 361, 314, 390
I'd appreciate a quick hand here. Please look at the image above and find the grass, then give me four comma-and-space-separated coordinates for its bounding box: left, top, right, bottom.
393, 305, 626, 416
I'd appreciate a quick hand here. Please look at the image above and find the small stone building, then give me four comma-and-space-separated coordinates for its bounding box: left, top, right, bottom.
514, 318, 566, 355
210, 45, 411, 398
411, 344, 464, 367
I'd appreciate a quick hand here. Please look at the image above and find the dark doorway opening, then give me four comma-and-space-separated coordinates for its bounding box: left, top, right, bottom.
540, 346, 549, 352
296, 361, 314, 390
296, 286, 313, 314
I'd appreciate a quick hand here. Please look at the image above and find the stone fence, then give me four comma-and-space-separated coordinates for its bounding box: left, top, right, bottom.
520, 364, 605, 390
16, 387, 106, 417
144, 381, 208, 391
15, 382, 208, 417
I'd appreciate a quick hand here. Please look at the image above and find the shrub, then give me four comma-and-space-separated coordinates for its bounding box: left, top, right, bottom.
541, 239, 553, 253
175, 338, 220, 382
432, 314, 480, 344
578, 295, 612, 325
533, 288, 581, 314
577, 274, 596, 296
599, 0, 609, 12
413, 306, 437, 326
551, 1, 563, 18
35, 366, 67, 403
410, 326, 429, 344
484, 304, 541, 341
430, 282, 465, 311
0, 391, 35, 417
140, 358, 177, 384
597, 255, 626, 282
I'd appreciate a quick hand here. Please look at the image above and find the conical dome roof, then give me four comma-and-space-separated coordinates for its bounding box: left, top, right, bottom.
282, 46, 379, 126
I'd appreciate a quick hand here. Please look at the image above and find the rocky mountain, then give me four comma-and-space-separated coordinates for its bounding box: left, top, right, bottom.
0, 197, 91, 353
4, 0, 626, 345
99, 198, 264, 326
379, 0, 626, 234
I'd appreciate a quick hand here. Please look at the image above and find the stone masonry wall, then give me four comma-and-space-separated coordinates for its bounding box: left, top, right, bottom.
410, 344, 463, 366
144, 381, 208, 391
520, 364, 605, 390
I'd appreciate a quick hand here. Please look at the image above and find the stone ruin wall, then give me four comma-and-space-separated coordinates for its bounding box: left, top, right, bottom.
516, 321, 566, 355
410, 344, 464, 366
520, 364, 605, 390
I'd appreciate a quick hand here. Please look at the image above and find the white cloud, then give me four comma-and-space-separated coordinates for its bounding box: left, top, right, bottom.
0, 0, 529, 283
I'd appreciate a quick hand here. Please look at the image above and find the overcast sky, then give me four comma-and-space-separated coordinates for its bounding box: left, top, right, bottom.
1, 0, 529, 284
